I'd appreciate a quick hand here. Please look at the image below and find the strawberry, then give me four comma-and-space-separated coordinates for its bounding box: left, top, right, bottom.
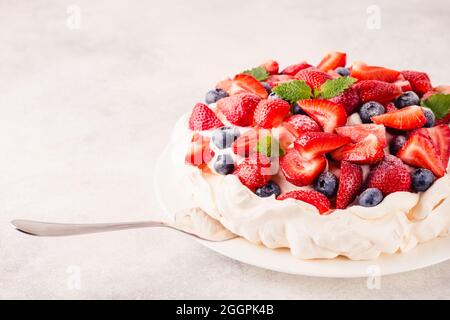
397, 132, 446, 177
185, 134, 215, 167
384, 102, 398, 113
317, 52, 346, 72
436, 113, 450, 125
234, 153, 272, 190
371, 105, 426, 130
329, 87, 361, 114
401, 70, 433, 96
331, 134, 384, 165
277, 190, 331, 214
276, 122, 299, 150
336, 161, 363, 209
231, 128, 270, 157
350, 61, 400, 82
230, 74, 268, 99
188, 103, 224, 131
393, 74, 412, 92
266, 74, 295, 87
297, 99, 347, 133
280, 149, 327, 186
353, 80, 402, 103
366, 155, 412, 196
294, 132, 351, 159
281, 62, 312, 76
335, 124, 387, 147
260, 60, 279, 75
295, 69, 332, 89
217, 93, 261, 127
254, 99, 291, 128
286, 114, 321, 134
427, 124, 450, 168
216, 78, 232, 93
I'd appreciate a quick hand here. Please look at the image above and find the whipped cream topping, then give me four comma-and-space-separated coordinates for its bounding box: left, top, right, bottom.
171, 113, 450, 260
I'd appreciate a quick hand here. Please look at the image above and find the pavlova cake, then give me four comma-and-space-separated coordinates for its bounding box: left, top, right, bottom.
170, 52, 450, 260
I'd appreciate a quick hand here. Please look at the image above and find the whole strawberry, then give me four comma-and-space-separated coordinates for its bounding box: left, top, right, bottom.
401, 70, 433, 96
336, 161, 363, 209
277, 190, 331, 214
329, 87, 361, 114
217, 93, 261, 127
353, 80, 402, 103
254, 99, 291, 128
367, 155, 411, 196
295, 69, 332, 89
189, 103, 224, 131
234, 153, 272, 190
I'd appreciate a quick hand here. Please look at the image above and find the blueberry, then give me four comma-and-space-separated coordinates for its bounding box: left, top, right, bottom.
389, 135, 407, 155
205, 88, 228, 104
335, 67, 350, 77
422, 108, 435, 128
291, 103, 304, 115
314, 172, 338, 197
212, 127, 240, 149
411, 168, 435, 192
394, 91, 420, 108
260, 82, 272, 94
358, 188, 384, 207
255, 181, 281, 198
268, 91, 281, 100
359, 101, 385, 123
214, 154, 235, 175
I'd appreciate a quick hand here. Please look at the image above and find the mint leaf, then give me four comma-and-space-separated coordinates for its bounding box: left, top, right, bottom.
318, 76, 357, 99
272, 80, 312, 104
242, 66, 269, 81
421, 93, 450, 119
255, 136, 284, 157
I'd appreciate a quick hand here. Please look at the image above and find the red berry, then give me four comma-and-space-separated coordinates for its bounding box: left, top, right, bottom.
317, 52, 346, 72
397, 132, 445, 177
335, 124, 387, 147
277, 190, 331, 214
295, 69, 332, 89
216, 78, 233, 93
401, 70, 433, 97
266, 74, 295, 87
336, 161, 363, 209
329, 87, 361, 114
217, 93, 261, 127
371, 105, 427, 130
254, 99, 291, 128
350, 61, 400, 82
353, 80, 402, 103
231, 128, 270, 157
185, 135, 215, 167
234, 153, 272, 190
426, 124, 450, 168
286, 114, 321, 134
260, 60, 279, 75
230, 74, 268, 99
384, 102, 398, 113
188, 103, 224, 131
280, 149, 327, 187
297, 99, 347, 133
367, 155, 412, 196
294, 132, 351, 159
331, 134, 384, 165
281, 62, 312, 76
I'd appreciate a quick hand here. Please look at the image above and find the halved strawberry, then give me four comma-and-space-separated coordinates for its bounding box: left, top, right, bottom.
285, 114, 321, 134
335, 124, 387, 147
217, 93, 261, 127
275, 122, 299, 150
393, 74, 412, 92
254, 99, 291, 128
277, 190, 331, 214
234, 153, 272, 190
427, 125, 450, 168
353, 80, 402, 103
397, 132, 445, 177
266, 74, 295, 87
297, 99, 347, 133
350, 61, 400, 82
260, 60, 279, 75
188, 103, 224, 131
216, 78, 232, 93
336, 161, 363, 209
231, 128, 270, 157
281, 62, 312, 76
294, 132, 351, 159
401, 70, 433, 96
371, 105, 426, 130
230, 74, 268, 98
366, 155, 412, 196
331, 134, 384, 165
185, 135, 215, 167
295, 69, 332, 89
317, 52, 346, 72
280, 149, 327, 186
329, 87, 361, 114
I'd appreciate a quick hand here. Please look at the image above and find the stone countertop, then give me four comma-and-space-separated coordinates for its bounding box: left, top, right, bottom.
0, 0, 449, 299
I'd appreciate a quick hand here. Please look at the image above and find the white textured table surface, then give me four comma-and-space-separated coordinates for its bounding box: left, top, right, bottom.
1, 0, 449, 299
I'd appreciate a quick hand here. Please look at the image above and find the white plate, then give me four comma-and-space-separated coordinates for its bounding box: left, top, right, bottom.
154, 145, 450, 278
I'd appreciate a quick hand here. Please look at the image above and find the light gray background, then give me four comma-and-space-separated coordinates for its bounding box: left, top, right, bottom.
0, 0, 449, 299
